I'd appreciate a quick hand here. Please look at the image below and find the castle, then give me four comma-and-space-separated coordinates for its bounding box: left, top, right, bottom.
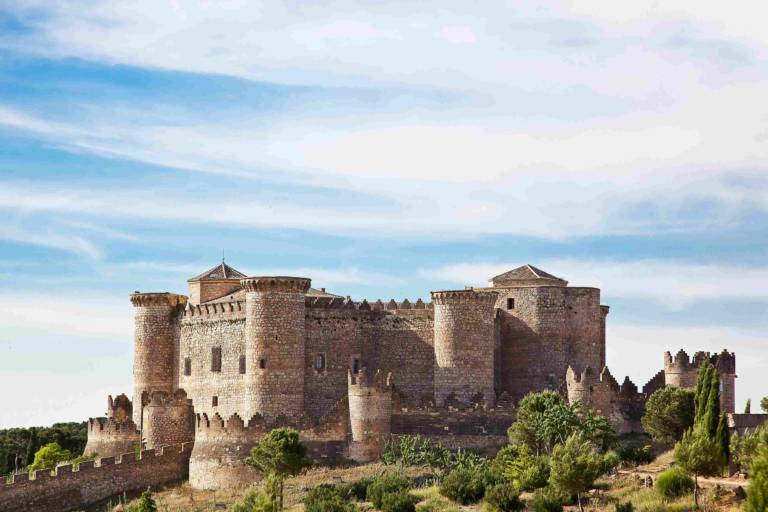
77, 263, 735, 490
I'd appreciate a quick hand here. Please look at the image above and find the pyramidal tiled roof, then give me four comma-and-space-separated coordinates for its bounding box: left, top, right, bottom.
188, 262, 247, 282
490, 264, 567, 286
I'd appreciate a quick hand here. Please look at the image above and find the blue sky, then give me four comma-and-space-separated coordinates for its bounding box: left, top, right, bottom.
0, 1, 767, 427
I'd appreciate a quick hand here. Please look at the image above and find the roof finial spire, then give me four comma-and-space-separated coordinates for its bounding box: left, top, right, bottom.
222, 249, 225, 263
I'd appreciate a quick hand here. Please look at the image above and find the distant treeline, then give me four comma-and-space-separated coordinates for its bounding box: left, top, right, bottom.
0, 422, 87, 475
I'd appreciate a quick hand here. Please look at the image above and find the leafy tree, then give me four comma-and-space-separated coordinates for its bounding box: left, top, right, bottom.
732, 425, 768, 472
694, 363, 712, 425
549, 433, 602, 512
24, 427, 38, 468
745, 445, 768, 512
508, 391, 615, 456
641, 387, 695, 445
28, 442, 71, 472
245, 428, 311, 510
745, 399, 752, 414
715, 413, 729, 463
761, 397, 768, 414
674, 427, 724, 508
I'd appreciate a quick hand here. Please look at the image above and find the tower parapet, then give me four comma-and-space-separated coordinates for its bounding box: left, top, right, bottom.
142, 389, 195, 450
663, 349, 737, 413
431, 289, 498, 407
130, 292, 187, 425
241, 276, 311, 420
348, 368, 393, 463
83, 394, 139, 458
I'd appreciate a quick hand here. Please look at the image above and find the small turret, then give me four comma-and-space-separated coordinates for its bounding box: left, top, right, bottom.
83, 394, 140, 458
348, 368, 393, 463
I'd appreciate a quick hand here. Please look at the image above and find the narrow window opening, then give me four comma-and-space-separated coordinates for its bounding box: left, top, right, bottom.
352, 358, 360, 375
211, 347, 222, 372
212, 396, 218, 407
183, 357, 191, 376
259, 358, 267, 369
506, 298, 515, 310
239, 355, 246, 374
314, 353, 326, 371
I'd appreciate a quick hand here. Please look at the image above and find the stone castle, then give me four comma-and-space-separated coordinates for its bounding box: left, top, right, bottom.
1, 262, 739, 510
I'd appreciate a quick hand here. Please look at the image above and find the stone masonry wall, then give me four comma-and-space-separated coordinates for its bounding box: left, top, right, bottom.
0, 444, 191, 512
142, 390, 195, 449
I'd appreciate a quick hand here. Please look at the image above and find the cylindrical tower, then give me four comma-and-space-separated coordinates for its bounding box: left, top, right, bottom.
241, 276, 311, 420
130, 292, 187, 425
142, 389, 195, 450
431, 289, 498, 407
713, 350, 736, 414
348, 368, 393, 463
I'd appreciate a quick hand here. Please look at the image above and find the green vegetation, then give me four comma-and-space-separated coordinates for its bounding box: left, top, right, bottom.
530, 487, 565, 512
614, 501, 633, 512
641, 387, 695, 445
383, 434, 489, 473
483, 482, 524, 512
27, 442, 71, 471
124, 488, 158, 512
549, 432, 603, 512
655, 467, 694, 499
303, 483, 356, 512
508, 390, 616, 455
761, 396, 768, 413
367, 473, 410, 509
745, 444, 768, 512
731, 424, 768, 472
745, 399, 752, 414
381, 490, 419, 512
438, 466, 488, 505
245, 428, 311, 510
0, 422, 87, 476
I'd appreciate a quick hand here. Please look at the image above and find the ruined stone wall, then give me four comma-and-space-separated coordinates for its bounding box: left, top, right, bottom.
179, 302, 246, 418
494, 286, 603, 403
0, 444, 191, 512
83, 418, 139, 459
243, 277, 310, 420
432, 290, 497, 406
131, 292, 186, 425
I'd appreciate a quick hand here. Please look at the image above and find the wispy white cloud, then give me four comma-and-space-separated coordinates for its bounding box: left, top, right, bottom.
0, 223, 101, 259
421, 259, 768, 310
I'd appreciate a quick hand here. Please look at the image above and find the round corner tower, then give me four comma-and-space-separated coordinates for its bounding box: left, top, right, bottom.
241, 276, 311, 420
431, 289, 498, 407
130, 292, 187, 425
348, 368, 393, 463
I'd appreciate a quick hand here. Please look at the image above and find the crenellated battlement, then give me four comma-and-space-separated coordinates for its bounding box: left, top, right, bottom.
181, 300, 245, 320
130, 292, 187, 308
431, 289, 498, 305
87, 417, 138, 436
195, 412, 271, 436
0, 444, 191, 512
240, 276, 311, 293
348, 367, 393, 392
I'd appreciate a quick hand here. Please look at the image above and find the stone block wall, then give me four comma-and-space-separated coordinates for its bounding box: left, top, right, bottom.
142, 389, 195, 450
83, 417, 140, 459
0, 444, 191, 512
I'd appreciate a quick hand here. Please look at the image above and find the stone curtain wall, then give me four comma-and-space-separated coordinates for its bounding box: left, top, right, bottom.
494, 286, 604, 402
0, 444, 191, 512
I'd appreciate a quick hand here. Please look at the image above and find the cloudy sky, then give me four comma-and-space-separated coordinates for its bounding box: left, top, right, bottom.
0, 1, 767, 427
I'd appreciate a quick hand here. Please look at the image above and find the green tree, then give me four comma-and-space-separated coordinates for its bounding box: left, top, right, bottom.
715, 413, 729, 463
28, 442, 71, 472
245, 428, 311, 510
694, 363, 712, 425
135, 488, 158, 512
24, 427, 38, 467
674, 427, 724, 509
745, 399, 752, 414
702, 370, 721, 439
549, 433, 602, 512
761, 397, 768, 414
641, 387, 695, 445
745, 445, 768, 512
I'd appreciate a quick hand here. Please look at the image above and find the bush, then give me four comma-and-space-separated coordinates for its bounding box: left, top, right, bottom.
381, 491, 419, 512
615, 502, 634, 512
303, 483, 356, 512
617, 441, 653, 466
383, 435, 451, 468
519, 455, 550, 490
231, 484, 279, 512
125, 488, 157, 512
484, 483, 524, 512
346, 477, 373, 501
530, 487, 565, 512
439, 467, 487, 505
603, 450, 621, 473
367, 473, 410, 509
655, 467, 694, 499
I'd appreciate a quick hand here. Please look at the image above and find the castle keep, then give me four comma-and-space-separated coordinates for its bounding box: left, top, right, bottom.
2, 262, 738, 509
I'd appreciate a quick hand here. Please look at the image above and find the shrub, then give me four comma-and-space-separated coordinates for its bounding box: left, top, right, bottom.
346, 477, 373, 501
381, 491, 419, 512
383, 435, 451, 468
602, 450, 621, 473
519, 455, 550, 490
617, 441, 653, 466
124, 488, 157, 512
439, 467, 487, 505
484, 483, 524, 512
367, 473, 410, 509
304, 483, 356, 512
230, 484, 279, 512
530, 487, 565, 512
655, 467, 694, 499
614, 502, 634, 512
